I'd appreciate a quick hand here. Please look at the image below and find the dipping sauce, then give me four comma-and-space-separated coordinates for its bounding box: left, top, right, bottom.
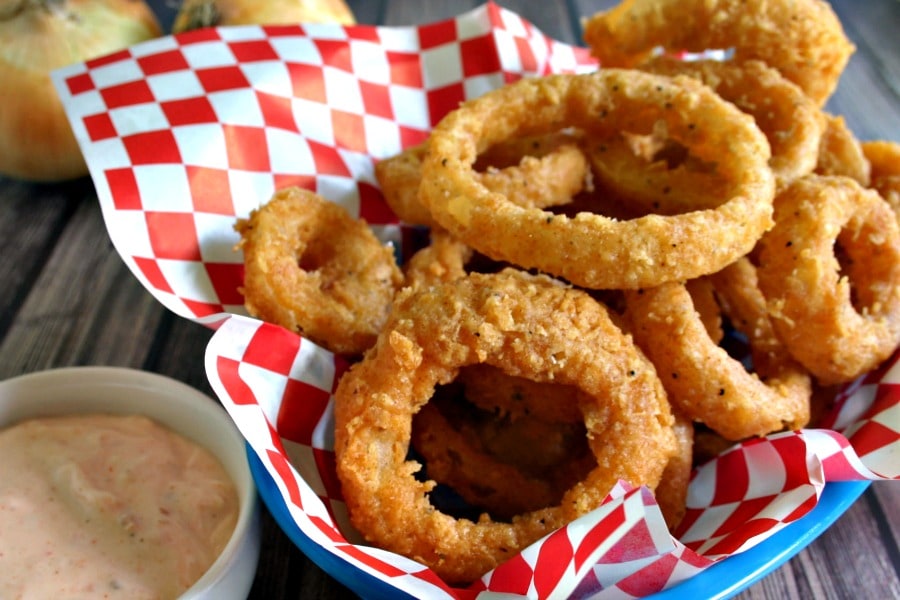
0, 414, 240, 599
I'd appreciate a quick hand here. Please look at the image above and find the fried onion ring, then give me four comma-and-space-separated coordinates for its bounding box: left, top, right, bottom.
624, 264, 811, 440
415, 363, 691, 531
375, 134, 588, 227
636, 58, 825, 187
333, 269, 676, 583
419, 70, 775, 290
756, 175, 900, 384
460, 363, 693, 531
685, 276, 724, 344
236, 187, 403, 356
582, 0, 854, 106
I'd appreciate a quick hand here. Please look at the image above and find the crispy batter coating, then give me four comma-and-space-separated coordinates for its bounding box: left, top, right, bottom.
375, 134, 588, 227
636, 58, 826, 188
816, 113, 871, 185
582, 0, 854, 106
457, 363, 583, 424
654, 410, 694, 531
402, 229, 472, 290
756, 175, 900, 384
419, 69, 775, 290
236, 187, 403, 356
333, 270, 676, 583
624, 265, 811, 441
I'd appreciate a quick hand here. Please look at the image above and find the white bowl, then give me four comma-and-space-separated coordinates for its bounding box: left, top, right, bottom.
0, 366, 261, 600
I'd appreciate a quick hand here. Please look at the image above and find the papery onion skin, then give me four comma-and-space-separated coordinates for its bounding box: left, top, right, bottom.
0, 0, 161, 182
172, 0, 356, 32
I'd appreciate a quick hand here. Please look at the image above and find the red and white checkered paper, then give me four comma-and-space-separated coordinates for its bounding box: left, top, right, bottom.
53, 3, 899, 598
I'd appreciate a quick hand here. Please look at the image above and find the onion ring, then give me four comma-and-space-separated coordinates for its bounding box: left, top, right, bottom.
376, 134, 588, 227
685, 276, 724, 344
636, 58, 825, 187
418, 70, 776, 290
582, 0, 855, 106
755, 174, 900, 384
333, 269, 676, 583
624, 262, 811, 441
236, 187, 403, 356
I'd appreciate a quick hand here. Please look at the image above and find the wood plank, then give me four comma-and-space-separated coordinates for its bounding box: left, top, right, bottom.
0, 177, 84, 333
382, 0, 478, 25
0, 192, 166, 378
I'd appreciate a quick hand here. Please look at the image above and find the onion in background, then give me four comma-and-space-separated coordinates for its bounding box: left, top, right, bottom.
172, 0, 355, 31
0, 0, 161, 181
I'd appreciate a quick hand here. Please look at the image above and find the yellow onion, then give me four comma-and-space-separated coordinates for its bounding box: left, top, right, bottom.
0, 0, 161, 181
172, 0, 356, 32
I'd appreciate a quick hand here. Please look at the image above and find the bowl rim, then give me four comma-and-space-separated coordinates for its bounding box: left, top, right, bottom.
0, 366, 261, 599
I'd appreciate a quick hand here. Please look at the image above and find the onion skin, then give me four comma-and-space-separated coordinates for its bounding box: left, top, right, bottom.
0, 0, 161, 182
172, 0, 356, 32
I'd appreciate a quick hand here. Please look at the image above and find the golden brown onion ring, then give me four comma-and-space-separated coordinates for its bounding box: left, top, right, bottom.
815, 113, 871, 185
636, 58, 826, 188
654, 410, 694, 531
410, 390, 594, 521
456, 363, 583, 425
583, 132, 730, 217
756, 175, 900, 384
455, 363, 692, 532
582, 0, 854, 106
375, 134, 588, 227
624, 267, 811, 441
334, 269, 676, 584
419, 70, 776, 290
236, 187, 403, 356
402, 228, 473, 290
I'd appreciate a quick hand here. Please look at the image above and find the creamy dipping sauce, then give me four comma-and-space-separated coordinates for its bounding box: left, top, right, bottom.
0, 414, 240, 599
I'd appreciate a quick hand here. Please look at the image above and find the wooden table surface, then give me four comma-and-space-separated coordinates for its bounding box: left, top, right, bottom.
1, 1, 897, 598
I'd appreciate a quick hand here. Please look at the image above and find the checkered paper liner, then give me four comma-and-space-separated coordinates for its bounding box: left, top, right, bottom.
202, 316, 900, 599
51, 2, 900, 598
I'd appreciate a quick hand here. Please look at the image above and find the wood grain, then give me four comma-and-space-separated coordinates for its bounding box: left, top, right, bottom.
0, 1, 895, 598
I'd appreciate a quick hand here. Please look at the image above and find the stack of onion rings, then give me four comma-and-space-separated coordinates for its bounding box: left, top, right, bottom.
232, 2, 900, 587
